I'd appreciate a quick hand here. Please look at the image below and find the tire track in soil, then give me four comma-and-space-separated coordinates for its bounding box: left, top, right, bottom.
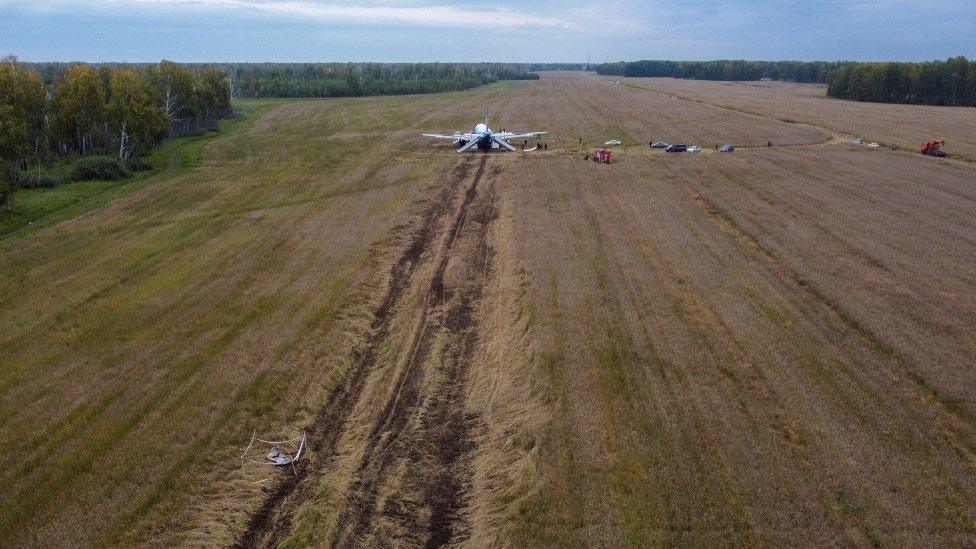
331, 156, 496, 548
237, 157, 477, 548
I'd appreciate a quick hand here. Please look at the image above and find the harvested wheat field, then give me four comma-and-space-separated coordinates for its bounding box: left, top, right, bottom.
1, 72, 975, 547
613, 75, 976, 160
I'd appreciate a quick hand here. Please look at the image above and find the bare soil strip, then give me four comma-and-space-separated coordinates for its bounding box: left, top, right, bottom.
238, 157, 480, 547
330, 156, 497, 547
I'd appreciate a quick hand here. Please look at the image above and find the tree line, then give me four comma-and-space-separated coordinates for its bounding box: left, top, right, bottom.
526, 63, 590, 72
595, 58, 976, 107
827, 57, 976, 106
220, 62, 539, 99
595, 60, 845, 83
1, 57, 232, 209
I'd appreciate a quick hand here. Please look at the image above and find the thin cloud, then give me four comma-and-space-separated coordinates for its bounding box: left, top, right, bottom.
3, 0, 970, 61
5, 0, 579, 29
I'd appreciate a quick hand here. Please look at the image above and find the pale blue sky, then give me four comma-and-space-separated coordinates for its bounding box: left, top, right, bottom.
1, 0, 973, 63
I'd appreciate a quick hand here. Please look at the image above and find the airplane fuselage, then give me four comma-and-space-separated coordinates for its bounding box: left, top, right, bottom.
458, 123, 496, 149
423, 110, 544, 152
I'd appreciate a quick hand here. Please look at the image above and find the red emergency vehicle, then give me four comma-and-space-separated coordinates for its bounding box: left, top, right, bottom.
592, 148, 613, 163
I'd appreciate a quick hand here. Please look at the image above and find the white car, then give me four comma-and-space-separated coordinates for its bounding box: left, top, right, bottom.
687, 145, 702, 153
605, 140, 622, 146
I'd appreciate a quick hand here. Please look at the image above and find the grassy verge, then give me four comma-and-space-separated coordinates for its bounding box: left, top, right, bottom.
0, 99, 282, 243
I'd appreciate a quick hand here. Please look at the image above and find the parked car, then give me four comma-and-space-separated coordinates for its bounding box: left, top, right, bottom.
687, 145, 702, 153
605, 140, 622, 146
650, 141, 669, 149
719, 144, 734, 152
664, 144, 687, 153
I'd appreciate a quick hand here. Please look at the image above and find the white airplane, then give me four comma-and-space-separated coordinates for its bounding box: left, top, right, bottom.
423, 109, 546, 152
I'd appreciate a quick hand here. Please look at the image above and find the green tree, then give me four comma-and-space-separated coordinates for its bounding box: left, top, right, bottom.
52, 63, 106, 155
107, 69, 169, 161
827, 57, 975, 106
148, 60, 197, 121
0, 56, 45, 210
196, 65, 230, 120
342, 64, 360, 95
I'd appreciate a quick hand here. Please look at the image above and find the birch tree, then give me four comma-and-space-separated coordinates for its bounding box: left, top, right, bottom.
149, 60, 196, 121
107, 69, 168, 161
52, 63, 106, 155
0, 57, 45, 210
196, 65, 231, 120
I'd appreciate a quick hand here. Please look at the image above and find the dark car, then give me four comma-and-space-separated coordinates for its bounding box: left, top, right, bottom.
664, 144, 687, 153
650, 141, 669, 149
720, 144, 734, 152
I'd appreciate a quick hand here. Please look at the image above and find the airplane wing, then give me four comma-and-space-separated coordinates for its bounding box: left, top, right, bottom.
422, 133, 464, 140
495, 131, 548, 140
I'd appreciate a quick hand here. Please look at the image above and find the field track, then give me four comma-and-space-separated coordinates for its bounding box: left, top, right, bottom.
1, 73, 975, 547
331, 156, 494, 547
241, 157, 496, 547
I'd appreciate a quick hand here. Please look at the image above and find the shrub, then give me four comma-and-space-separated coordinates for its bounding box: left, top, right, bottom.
70, 156, 130, 182
125, 157, 152, 172
0, 169, 13, 205
15, 171, 34, 188
17, 171, 64, 189
36, 174, 62, 188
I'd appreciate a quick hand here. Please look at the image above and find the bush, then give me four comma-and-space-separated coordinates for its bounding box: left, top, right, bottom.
70, 156, 130, 182
36, 174, 62, 188
17, 171, 65, 189
15, 171, 34, 188
125, 157, 152, 172
1, 173, 13, 205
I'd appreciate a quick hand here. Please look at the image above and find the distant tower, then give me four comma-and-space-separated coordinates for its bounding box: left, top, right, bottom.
586, 52, 591, 71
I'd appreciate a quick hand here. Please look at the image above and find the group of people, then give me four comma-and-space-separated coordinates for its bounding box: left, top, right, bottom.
521, 140, 548, 151
584, 148, 613, 164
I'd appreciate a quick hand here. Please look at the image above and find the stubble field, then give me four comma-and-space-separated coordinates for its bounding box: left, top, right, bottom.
615, 76, 976, 160
1, 72, 974, 547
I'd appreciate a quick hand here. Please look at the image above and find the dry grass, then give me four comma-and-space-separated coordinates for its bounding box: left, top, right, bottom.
1, 72, 974, 547
614, 76, 976, 159
503, 75, 976, 546
0, 97, 447, 545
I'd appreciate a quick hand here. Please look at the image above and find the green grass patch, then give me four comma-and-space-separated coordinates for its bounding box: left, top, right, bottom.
0, 179, 126, 234
760, 302, 792, 327
279, 481, 335, 549
177, 136, 210, 169
0, 101, 277, 243
510, 294, 588, 548
834, 489, 883, 547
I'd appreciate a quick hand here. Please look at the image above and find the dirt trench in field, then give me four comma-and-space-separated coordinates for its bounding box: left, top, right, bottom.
239, 155, 500, 548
